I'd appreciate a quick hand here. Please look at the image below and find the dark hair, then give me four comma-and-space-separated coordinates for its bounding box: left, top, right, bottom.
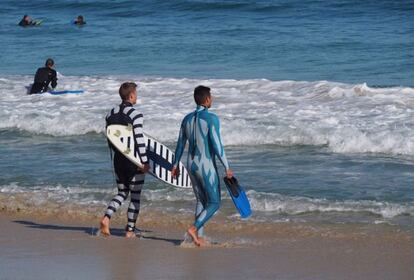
45, 58, 54, 67
77, 15, 84, 21
119, 82, 137, 100
194, 85, 211, 105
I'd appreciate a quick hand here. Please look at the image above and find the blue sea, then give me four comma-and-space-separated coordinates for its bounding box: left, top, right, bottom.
0, 0, 413, 231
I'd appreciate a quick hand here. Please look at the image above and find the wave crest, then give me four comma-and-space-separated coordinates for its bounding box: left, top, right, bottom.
1, 76, 414, 155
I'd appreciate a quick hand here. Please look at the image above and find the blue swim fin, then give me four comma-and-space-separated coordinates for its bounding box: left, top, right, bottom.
223, 176, 252, 218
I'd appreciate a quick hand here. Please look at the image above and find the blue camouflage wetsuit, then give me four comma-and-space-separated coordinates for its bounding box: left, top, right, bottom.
173, 105, 229, 233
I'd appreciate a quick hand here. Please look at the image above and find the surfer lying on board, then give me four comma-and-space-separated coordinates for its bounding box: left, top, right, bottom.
171, 85, 233, 246
100, 82, 150, 238
29, 58, 57, 94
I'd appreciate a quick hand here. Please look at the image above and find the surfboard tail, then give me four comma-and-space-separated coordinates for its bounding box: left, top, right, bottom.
224, 176, 252, 218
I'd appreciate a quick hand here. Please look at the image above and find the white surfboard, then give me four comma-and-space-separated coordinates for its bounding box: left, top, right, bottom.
106, 124, 192, 189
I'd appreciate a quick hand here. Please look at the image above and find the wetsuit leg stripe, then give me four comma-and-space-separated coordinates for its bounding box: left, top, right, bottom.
126, 173, 144, 229
130, 180, 144, 185
112, 198, 122, 205
104, 182, 130, 218
118, 193, 127, 200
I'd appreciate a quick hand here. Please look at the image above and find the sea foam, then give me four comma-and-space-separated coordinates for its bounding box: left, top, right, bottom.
1, 183, 412, 220
1, 75, 414, 156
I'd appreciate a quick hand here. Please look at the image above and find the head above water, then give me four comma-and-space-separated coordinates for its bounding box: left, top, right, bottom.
76, 15, 85, 24
194, 85, 212, 108
45, 58, 54, 68
119, 82, 137, 104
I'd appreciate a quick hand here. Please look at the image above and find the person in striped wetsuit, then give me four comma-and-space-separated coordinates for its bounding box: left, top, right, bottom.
100, 82, 149, 238
171, 85, 233, 246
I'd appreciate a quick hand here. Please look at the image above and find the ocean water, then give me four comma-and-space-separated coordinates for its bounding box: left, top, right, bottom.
0, 1, 413, 230
1, 0, 413, 85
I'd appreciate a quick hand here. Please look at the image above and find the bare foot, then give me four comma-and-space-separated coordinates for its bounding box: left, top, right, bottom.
187, 226, 200, 246
99, 216, 111, 236
198, 237, 208, 247
125, 230, 136, 238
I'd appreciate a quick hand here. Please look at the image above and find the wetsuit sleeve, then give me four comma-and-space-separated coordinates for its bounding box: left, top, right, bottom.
209, 114, 230, 170
124, 107, 149, 164
50, 70, 57, 89
172, 118, 188, 168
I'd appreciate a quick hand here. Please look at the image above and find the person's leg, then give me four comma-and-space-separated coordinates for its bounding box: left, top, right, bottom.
125, 172, 145, 238
193, 172, 220, 232
190, 172, 207, 237
195, 200, 205, 237
100, 174, 130, 236
186, 173, 205, 246
187, 171, 220, 246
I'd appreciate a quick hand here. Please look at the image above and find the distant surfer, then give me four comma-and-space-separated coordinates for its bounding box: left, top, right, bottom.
29, 58, 58, 94
73, 15, 86, 26
100, 82, 150, 238
18, 15, 39, 27
171, 85, 233, 246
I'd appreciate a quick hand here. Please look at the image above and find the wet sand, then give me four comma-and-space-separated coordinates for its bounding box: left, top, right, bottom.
0, 211, 413, 280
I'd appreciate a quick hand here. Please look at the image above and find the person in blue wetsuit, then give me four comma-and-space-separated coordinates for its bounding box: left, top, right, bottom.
171, 85, 233, 246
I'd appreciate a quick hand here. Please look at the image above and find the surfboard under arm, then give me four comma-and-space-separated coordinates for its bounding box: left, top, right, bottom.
106, 124, 192, 189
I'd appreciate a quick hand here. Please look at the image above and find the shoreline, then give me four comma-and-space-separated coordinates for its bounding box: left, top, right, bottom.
1, 210, 413, 280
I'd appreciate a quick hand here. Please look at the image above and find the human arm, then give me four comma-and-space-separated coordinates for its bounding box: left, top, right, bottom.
50, 70, 57, 89
209, 114, 233, 178
171, 119, 188, 178
125, 108, 149, 172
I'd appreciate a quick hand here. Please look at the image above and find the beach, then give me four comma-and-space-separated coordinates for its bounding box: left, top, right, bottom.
1, 210, 413, 280
1, 1, 414, 279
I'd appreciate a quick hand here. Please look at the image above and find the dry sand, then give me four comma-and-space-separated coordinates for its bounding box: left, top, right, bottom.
0, 211, 413, 280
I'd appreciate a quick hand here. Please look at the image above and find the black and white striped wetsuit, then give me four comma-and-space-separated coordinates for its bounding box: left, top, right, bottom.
104, 101, 148, 231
